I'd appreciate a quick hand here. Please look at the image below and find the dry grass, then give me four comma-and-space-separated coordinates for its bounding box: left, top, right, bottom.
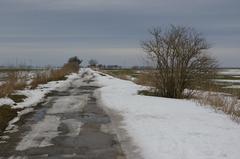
195, 91, 240, 121
30, 62, 79, 89
194, 81, 240, 120
30, 72, 50, 89
135, 70, 156, 86
0, 72, 27, 98
0, 62, 79, 96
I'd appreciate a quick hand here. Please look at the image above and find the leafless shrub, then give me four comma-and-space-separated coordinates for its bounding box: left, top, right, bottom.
141, 25, 217, 98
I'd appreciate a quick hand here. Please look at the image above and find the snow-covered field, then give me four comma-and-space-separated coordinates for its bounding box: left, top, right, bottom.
218, 69, 240, 76
215, 69, 240, 89
214, 79, 240, 89
214, 79, 240, 84
94, 70, 240, 159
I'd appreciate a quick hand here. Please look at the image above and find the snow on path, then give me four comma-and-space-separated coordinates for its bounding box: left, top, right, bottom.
16, 115, 61, 151
94, 70, 240, 159
16, 73, 85, 151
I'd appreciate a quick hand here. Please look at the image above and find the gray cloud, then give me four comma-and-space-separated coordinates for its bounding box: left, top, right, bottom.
0, 0, 239, 67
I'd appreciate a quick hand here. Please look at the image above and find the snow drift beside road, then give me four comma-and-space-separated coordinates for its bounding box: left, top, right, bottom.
94, 70, 240, 159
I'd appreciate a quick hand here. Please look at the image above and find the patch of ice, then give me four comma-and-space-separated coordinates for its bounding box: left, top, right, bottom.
62, 119, 82, 136
47, 95, 87, 114
16, 115, 61, 151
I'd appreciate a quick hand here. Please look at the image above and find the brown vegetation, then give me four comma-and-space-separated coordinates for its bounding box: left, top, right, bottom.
0, 56, 81, 97
135, 70, 155, 86
7, 94, 27, 103
0, 105, 18, 132
30, 58, 81, 89
0, 72, 27, 98
196, 92, 240, 120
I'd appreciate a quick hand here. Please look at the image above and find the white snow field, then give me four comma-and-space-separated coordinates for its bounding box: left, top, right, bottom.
218, 69, 240, 76
94, 70, 240, 159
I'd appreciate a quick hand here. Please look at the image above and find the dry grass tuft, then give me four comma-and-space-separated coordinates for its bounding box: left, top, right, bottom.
30, 72, 50, 89
30, 62, 79, 89
196, 92, 240, 121
0, 72, 27, 98
135, 70, 155, 86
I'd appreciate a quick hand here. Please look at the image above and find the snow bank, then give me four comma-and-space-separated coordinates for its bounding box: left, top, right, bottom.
0, 98, 15, 106
94, 70, 240, 159
214, 79, 240, 84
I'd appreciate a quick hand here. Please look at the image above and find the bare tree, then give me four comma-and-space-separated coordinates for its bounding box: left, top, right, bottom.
63, 56, 82, 73
141, 25, 217, 98
68, 56, 82, 65
88, 59, 98, 67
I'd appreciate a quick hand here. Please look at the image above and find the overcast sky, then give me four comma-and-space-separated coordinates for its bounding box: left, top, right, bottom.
0, 0, 239, 67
